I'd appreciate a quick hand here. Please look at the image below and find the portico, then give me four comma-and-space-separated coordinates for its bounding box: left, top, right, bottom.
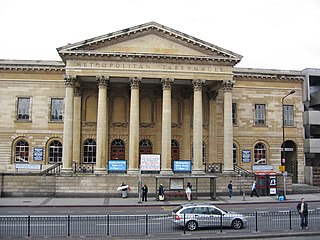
58, 22, 242, 175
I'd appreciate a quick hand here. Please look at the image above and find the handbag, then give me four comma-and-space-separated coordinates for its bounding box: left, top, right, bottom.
159, 195, 164, 201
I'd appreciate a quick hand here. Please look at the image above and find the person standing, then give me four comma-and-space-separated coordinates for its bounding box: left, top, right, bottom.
142, 184, 148, 202
297, 198, 308, 229
186, 182, 192, 201
121, 182, 128, 198
250, 180, 259, 197
159, 184, 165, 201
228, 181, 233, 199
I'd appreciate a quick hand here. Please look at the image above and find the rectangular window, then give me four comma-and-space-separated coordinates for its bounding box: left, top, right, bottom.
17, 97, 31, 120
232, 103, 237, 125
283, 105, 294, 126
50, 98, 63, 121
255, 104, 266, 125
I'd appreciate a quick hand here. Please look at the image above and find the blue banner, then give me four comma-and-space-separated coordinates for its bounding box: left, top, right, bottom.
108, 160, 127, 172
173, 160, 191, 172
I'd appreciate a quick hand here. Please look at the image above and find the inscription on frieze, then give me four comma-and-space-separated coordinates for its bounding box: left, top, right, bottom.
70, 61, 228, 73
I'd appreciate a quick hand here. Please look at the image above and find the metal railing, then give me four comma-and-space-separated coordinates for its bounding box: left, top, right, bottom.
1, 210, 319, 237
73, 163, 94, 173
205, 163, 223, 173
40, 163, 62, 175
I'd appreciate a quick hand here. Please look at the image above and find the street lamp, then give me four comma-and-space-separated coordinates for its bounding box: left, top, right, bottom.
281, 89, 295, 199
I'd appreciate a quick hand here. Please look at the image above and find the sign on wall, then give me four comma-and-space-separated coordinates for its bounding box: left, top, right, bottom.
33, 148, 44, 161
108, 160, 127, 173
140, 154, 161, 173
242, 150, 251, 163
173, 160, 191, 173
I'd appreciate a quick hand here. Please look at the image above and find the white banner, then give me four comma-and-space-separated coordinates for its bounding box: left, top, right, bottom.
140, 154, 160, 171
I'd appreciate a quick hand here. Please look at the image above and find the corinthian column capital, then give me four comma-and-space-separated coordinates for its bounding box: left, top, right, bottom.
129, 77, 142, 89
97, 76, 110, 88
161, 78, 174, 90
192, 79, 205, 91
222, 79, 236, 91
64, 75, 76, 87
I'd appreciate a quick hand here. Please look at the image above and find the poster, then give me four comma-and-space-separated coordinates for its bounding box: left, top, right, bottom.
33, 148, 44, 161
140, 154, 160, 172
173, 160, 191, 172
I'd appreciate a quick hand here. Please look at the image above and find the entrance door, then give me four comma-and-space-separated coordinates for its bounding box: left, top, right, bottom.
171, 140, 180, 169
283, 140, 298, 183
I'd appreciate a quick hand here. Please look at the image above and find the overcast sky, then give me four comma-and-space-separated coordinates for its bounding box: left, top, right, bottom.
1, 0, 319, 70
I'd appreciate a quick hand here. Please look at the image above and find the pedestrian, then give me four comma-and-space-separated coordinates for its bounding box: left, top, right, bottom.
142, 184, 148, 202
121, 182, 128, 198
250, 180, 259, 197
228, 180, 233, 199
159, 183, 165, 201
297, 198, 308, 229
186, 182, 192, 201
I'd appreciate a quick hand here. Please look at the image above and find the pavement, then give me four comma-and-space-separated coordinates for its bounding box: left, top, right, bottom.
0, 184, 320, 207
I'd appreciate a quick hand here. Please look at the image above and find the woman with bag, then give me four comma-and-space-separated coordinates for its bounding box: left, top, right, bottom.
159, 184, 164, 201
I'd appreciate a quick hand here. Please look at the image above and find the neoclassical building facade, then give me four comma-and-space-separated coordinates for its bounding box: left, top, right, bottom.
0, 22, 305, 183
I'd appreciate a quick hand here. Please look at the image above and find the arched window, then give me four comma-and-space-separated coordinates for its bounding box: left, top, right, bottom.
48, 140, 62, 163
83, 139, 96, 163
139, 139, 153, 155
233, 143, 237, 165
111, 139, 125, 160
254, 143, 266, 165
15, 140, 29, 162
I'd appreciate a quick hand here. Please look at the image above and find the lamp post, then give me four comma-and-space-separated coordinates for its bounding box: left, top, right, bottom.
281, 89, 295, 199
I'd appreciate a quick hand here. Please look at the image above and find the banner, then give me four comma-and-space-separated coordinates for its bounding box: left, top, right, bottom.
140, 154, 160, 171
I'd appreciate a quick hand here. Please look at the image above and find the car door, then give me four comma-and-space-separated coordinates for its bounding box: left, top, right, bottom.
207, 206, 223, 227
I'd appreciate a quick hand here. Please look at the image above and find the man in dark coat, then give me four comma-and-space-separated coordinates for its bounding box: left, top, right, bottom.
142, 184, 148, 202
297, 198, 308, 229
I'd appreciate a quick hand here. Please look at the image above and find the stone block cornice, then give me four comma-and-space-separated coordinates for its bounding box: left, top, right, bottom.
0, 59, 65, 72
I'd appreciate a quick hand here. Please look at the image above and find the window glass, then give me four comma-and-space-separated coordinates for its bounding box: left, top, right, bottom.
48, 140, 62, 163
233, 143, 237, 165
181, 208, 194, 214
254, 143, 266, 164
51, 98, 63, 121
15, 140, 29, 162
255, 104, 265, 125
83, 139, 96, 163
232, 103, 237, 125
283, 105, 294, 126
17, 98, 30, 120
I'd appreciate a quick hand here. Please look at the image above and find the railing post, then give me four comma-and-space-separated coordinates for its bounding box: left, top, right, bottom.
145, 214, 148, 236
255, 212, 258, 232
183, 213, 186, 234
67, 215, 70, 237
27, 215, 31, 237
289, 210, 292, 230
220, 213, 223, 233
107, 215, 109, 236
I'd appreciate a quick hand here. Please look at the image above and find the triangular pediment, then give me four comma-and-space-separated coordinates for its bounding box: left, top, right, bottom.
57, 22, 242, 64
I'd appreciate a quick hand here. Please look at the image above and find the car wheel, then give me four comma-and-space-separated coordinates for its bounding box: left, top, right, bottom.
186, 220, 198, 231
231, 219, 243, 229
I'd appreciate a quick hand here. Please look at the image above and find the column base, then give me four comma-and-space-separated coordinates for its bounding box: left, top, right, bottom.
160, 169, 173, 175
192, 169, 205, 175
127, 169, 139, 175
94, 168, 107, 174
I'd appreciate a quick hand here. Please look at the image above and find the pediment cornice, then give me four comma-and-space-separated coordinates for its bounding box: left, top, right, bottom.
57, 22, 242, 65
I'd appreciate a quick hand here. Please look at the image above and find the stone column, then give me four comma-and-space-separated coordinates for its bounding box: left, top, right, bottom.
62, 75, 76, 173
208, 90, 218, 164
222, 80, 235, 172
192, 79, 205, 174
72, 84, 82, 164
181, 87, 192, 160
128, 77, 141, 173
161, 78, 174, 174
95, 76, 109, 173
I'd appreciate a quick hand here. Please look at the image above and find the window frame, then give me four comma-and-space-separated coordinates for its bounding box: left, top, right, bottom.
14, 139, 30, 162
48, 140, 63, 163
283, 105, 294, 126
254, 143, 267, 165
50, 98, 64, 122
83, 139, 96, 164
232, 102, 237, 125
17, 97, 31, 121
254, 104, 266, 126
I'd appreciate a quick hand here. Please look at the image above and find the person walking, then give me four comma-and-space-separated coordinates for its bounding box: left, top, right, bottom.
297, 198, 308, 229
159, 184, 165, 201
250, 180, 259, 197
142, 184, 148, 202
185, 182, 192, 201
227, 181, 233, 199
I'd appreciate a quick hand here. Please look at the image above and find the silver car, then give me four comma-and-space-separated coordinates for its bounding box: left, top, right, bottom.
172, 203, 247, 231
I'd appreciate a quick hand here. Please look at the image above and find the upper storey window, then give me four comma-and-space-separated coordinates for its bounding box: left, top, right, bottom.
283, 105, 294, 126
255, 104, 266, 125
17, 97, 31, 121
51, 98, 63, 121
